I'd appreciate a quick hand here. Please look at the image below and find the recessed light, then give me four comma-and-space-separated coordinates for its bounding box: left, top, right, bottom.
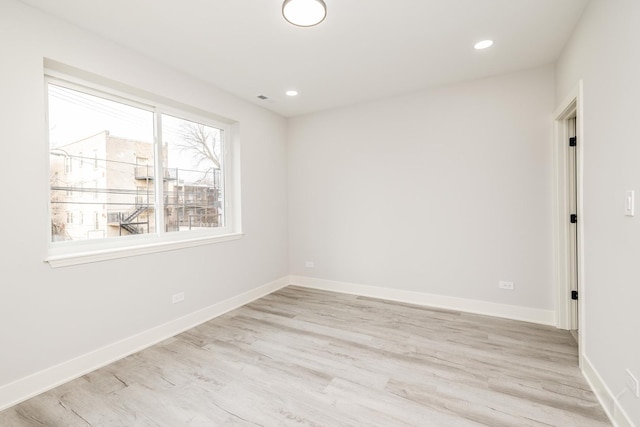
286, 90, 298, 97
474, 40, 494, 50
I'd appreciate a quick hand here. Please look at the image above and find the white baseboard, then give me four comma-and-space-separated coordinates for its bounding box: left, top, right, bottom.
290, 275, 556, 326
0, 276, 289, 412
582, 356, 635, 427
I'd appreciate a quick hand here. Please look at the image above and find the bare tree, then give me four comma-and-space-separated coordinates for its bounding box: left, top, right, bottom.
170, 122, 223, 228
50, 168, 70, 241
175, 122, 221, 169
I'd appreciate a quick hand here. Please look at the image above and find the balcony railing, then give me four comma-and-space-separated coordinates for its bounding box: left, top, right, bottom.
135, 166, 178, 180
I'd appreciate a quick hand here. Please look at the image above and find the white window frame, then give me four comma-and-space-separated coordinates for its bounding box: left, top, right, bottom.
45, 70, 242, 268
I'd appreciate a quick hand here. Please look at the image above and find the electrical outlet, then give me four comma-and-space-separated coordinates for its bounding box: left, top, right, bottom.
305, 261, 315, 268
171, 292, 184, 304
626, 369, 640, 398
625, 190, 635, 216
499, 281, 514, 290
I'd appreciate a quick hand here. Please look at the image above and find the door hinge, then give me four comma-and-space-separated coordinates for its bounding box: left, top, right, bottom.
571, 290, 578, 300
570, 214, 577, 223
569, 137, 577, 147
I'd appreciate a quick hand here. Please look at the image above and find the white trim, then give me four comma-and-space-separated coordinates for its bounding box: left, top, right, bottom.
44, 61, 235, 126
575, 82, 586, 357
552, 81, 585, 360
290, 276, 555, 326
44, 64, 242, 268
582, 356, 635, 427
553, 82, 581, 119
46, 232, 244, 268
552, 97, 575, 330
0, 276, 289, 411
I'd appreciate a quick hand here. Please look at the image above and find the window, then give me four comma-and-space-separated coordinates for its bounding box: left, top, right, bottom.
46, 72, 239, 266
64, 156, 72, 174
162, 115, 224, 231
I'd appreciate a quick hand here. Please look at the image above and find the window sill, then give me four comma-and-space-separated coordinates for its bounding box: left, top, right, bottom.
45, 232, 244, 268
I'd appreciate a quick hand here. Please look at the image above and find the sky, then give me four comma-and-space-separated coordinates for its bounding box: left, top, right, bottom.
48, 83, 153, 147
48, 83, 222, 182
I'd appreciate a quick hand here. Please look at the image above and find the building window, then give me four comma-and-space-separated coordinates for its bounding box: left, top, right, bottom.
64, 156, 72, 174
66, 211, 73, 224
47, 72, 235, 261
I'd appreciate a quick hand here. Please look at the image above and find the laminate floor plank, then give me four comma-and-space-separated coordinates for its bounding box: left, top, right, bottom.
0, 286, 610, 426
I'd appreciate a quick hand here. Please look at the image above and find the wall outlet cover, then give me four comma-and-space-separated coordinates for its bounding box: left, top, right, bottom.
625, 190, 635, 217
498, 281, 514, 290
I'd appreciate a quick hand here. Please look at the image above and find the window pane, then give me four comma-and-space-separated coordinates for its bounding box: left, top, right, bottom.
161, 114, 224, 232
48, 84, 155, 242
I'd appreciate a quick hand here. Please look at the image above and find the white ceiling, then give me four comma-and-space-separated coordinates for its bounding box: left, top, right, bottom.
20, 0, 589, 117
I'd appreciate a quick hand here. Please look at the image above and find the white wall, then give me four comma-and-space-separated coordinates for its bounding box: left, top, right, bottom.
6, 0, 635, 422
288, 66, 556, 313
0, 0, 288, 403
556, 1, 640, 424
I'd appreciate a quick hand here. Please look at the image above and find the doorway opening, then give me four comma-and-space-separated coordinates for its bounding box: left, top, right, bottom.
567, 115, 579, 341
553, 82, 584, 361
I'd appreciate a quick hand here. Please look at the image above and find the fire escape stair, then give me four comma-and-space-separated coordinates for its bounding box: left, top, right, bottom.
120, 206, 149, 234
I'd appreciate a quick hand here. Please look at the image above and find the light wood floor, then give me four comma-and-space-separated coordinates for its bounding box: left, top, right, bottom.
0, 286, 610, 426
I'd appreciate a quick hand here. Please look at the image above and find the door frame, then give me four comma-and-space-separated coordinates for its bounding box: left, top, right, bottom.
552, 81, 585, 362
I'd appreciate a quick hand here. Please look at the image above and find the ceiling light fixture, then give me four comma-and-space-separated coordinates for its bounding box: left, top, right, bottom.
286, 90, 299, 96
282, 0, 327, 27
474, 40, 494, 50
